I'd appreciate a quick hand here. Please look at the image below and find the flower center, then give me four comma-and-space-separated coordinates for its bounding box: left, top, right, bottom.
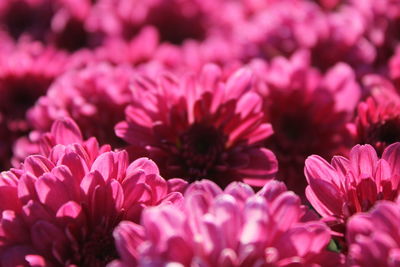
146, 4, 206, 45
179, 123, 225, 180
376, 118, 400, 145
365, 116, 400, 152
4, 1, 52, 41
80, 228, 118, 266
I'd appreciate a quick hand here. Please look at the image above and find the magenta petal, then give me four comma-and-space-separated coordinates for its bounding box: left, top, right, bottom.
305, 155, 341, 186
127, 157, 160, 176
59, 152, 88, 181
24, 156, 55, 177
56, 201, 83, 221
382, 142, 400, 176
35, 173, 73, 212
50, 117, 83, 145
225, 67, 252, 100
25, 255, 47, 267
257, 180, 287, 202
91, 151, 129, 182
307, 178, 343, 216
239, 148, 278, 185
349, 144, 378, 179
113, 221, 144, 264
270, 192, 303, 231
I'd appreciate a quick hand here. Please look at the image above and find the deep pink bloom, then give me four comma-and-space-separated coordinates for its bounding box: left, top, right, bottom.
350, 75, 400, 155
390, 46, 400, 88
87, 0, 224, 45
115, 64, 277, 187
254, 51, 360, 196
27, 62, 137, 151
310, 4, 375, 74
305, 143, 400, 236
350, 0, 400, 68
0, 0, 103, 51
346, 201, 400, 267
111, 179, 342, 267
0, 118, 184, 265
0, 0, 54, 41
236, 0, 328, 60
312, 0, 343, 10
0, 41, 67, 169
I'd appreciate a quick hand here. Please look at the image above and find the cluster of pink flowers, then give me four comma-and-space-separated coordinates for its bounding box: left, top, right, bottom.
1, 0, 400, 266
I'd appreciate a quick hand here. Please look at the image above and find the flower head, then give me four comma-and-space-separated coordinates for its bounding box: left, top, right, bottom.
255, 51, 360, 196
27, 62, 136, 150
87, 0, 222, 45
0, 118, 184, 265
346, 201, 400, 267
351, 75, 400, 155
115, 64, 277, 187
305, 143, 400, 235
111, 179, 342, 267
0, 41, 67, 169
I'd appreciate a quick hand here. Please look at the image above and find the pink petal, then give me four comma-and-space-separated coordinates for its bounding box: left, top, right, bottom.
50, 117, 83, 145
382, 142, 400, 177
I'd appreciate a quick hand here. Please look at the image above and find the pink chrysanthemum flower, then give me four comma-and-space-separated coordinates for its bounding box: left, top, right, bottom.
0, 0, 102, 52
0, 41, 67, 169
346, 201, 400, 267
389, 46, 400, 88
305, 142, 400, 237
350, 0, 400, 68
27, 62, 136, 150
115, 64, 277, 187
351, 75, 400, 155
236, 0, 328, 60
310, 4, 375, 74
111, 179, 342, 267
0, 118, 184, 265
87, 0, 223, 45
0, 0, 53, 41
254, 51, 360, 196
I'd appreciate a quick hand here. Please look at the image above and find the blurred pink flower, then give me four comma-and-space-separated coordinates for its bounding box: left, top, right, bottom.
0, 0, 54, 41
346, 201, 400, 267
236, 0, 328, 60
115, 64, 277, 187
0, 118, 184, 265
350, 75, 400, 155
305, 142, 400, 237
0, 41, 67, 169
350, 0, 400, 68
87, 0, 224, 45
27, 62, 136, 151
111, 179, 342, 267
0, 0, 103, 51
254, 51, 360, 196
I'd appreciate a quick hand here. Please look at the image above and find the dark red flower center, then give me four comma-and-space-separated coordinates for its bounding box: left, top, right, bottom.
54, 19, 94, 52
3, 1, 52, 41
80, 227, 118, 266
146, 4, 206, 45
375, 117, 400, 145
179, 123, 225, 180
364, 116, 400, 153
